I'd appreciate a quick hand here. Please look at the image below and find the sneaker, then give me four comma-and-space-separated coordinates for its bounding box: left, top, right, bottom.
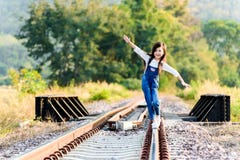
157, 118, 161, 126
151, 122, 158, 129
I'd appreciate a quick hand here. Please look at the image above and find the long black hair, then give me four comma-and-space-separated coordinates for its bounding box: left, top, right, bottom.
146, 42, 167, 72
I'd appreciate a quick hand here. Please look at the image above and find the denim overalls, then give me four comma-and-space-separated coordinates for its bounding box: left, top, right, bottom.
141, 65, 160, 120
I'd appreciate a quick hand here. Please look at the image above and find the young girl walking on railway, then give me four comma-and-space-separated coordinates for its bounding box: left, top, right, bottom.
123, 35, 190, 128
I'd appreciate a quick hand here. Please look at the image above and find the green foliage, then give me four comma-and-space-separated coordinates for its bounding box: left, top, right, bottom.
15, 0, 234, 89
177, 88, 197, 100
159, 74, 171, 90
231, 104, 240, 122
8, 69, 19, 88
202, 20, 240, 87
202, 20, 240, 59
121, 0, 211, 86
8, 68, 47, 94
219, 65, 240, 87
0, 0, 239, 93
120, 78, 141, 90
81, 82, 131, 102
176, 81, 199, 100
17, 0, 134, 86
163, 0, 188, 17
90, 89, 110, 101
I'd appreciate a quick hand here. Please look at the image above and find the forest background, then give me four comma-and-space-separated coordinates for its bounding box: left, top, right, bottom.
0, 0, 239, 87
0, 0, 239, 133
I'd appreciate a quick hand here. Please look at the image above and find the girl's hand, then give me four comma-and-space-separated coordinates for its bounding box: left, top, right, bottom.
123, 34, 136, 49
123, 35, 131, 43
181, 81, 190, 88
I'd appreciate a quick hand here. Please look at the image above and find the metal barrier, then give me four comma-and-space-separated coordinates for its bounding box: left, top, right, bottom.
35, 95, 89, 122
189, 94, 230, 122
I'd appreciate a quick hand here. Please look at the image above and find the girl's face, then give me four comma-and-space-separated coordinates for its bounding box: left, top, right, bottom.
154, 47, 164, 60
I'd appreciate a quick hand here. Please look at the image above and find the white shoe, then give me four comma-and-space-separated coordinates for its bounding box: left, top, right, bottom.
157, 119, 161, 126
151, 122, 159, 129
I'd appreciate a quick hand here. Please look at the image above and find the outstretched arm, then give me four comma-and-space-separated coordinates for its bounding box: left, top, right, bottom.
177, 75, 190, 88
162, 62, 190, 88
123, 34, 149, 62
123, 35, 136, 49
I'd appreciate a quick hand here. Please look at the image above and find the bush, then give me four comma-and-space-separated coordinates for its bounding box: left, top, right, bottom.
220, 73, 240, 87
120, 78, 141, 90
231, 104, 240, 122
8, 68, 47, 94
177, 88, 197, 100
176, 81, 199, 100
159, 75, 170, 90
90, 89, 110, 101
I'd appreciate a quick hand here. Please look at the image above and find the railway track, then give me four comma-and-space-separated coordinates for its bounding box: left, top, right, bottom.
18, 97, 171, 160
60, 127, 146, 160
7, 95, 239, 160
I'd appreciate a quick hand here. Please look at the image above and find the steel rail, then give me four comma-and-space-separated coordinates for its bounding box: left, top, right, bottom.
140, 122, 152, 160
150, 127, 160, 160
133, 108, 148, 127
158, 118, 170, 160
108, 100, 140, 121
141, 118, 170, 160
107, 99, 145, 129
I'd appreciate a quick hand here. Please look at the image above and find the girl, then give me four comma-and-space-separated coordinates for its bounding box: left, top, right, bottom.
123, 35, 190, 128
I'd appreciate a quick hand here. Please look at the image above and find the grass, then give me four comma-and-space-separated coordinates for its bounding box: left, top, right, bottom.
0, 82, 140, 137
0, 87, 35, 137
0, 80, 239, 140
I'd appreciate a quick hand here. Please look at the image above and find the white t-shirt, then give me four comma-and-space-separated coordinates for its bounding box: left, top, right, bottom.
134, 46, 180, 77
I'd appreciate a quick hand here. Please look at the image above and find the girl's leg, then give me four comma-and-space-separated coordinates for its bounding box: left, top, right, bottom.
142, 76, 154, 120
151, 87, 160, 115
151, 87, 161, 127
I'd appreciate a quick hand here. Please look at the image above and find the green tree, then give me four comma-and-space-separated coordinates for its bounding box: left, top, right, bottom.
121, 0, 192, 77
17, 0, 132, 85
216, 56, 240, 87
202, 20, 240, 59
8, 68, 47, 94
202, 20, 240, 87
121, 0, 214, 85
17, 0, 219, 87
